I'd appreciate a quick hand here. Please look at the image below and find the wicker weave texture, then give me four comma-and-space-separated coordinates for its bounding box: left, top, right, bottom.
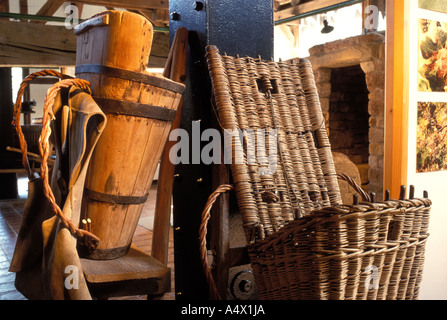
206, 45, 342, 242
248, 198, 431, 300
204, 45, 431, 300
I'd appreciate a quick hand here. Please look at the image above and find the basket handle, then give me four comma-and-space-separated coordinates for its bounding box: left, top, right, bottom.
39, 78, 100, 246
336, 173, 372, 202
13, 70, 73, 180
13, 70, 99, 245
199, 184, 234, 300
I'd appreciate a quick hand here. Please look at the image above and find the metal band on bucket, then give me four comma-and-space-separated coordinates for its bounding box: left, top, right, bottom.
75, 64, 185, 94
85, 188, 149, 205
93, 97, 177, 121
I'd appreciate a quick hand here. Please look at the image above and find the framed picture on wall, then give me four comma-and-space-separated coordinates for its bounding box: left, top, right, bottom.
417, 18, 447, 92
416, 101, 447, 172
419, 0, 447, 14
415, 7, 447, 173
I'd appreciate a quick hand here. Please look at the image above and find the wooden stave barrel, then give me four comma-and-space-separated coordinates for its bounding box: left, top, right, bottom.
74, 11, 185, 259
79, 72, 183, 260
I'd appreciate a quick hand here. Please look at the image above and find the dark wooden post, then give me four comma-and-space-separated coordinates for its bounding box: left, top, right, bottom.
169, 0, 274, 300
0, 67, 18, 199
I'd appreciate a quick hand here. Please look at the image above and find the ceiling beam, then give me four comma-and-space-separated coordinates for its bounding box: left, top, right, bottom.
19, 0, 28, 14
0, 0, 9, 12
36, 0, 65, 15
275, 0, 350, 21
76, 2, 84, 17
130, 9, 168, 28
0, 20, 76, 66
69, 0, 168, 11
32, 0, 65, 24
0, 20, 169, 67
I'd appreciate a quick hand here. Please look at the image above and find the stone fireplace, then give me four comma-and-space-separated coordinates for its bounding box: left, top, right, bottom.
307, 33, 385, 200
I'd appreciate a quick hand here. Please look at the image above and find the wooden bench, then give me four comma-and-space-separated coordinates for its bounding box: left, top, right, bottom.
81, 244, 170, 300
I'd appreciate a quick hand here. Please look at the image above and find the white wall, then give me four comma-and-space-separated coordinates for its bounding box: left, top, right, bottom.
274, 2, 447, 299
274, 3, 386, 60
407, 6, 447, 300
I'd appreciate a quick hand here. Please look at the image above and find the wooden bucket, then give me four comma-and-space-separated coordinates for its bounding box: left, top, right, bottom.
75, 11, 185, 259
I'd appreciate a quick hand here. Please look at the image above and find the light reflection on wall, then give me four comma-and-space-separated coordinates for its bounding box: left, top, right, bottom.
274, 3, 386, 60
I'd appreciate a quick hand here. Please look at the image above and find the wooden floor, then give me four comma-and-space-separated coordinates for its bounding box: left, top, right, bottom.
0, 179, 175, 300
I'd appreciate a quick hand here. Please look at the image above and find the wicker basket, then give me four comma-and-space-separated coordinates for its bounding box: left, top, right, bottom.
247, 198, 431, 300
200, 45, 432, 300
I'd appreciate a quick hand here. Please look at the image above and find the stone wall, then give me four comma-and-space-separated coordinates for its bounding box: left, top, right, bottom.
307, 33, 385, 200
329, 65, 370, 189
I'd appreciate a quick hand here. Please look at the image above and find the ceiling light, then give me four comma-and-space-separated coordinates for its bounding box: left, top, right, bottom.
321, 19, 334, 34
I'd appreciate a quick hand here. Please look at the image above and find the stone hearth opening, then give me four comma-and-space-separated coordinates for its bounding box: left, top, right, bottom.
329, 65, 370, 191
308, 33, 385, 200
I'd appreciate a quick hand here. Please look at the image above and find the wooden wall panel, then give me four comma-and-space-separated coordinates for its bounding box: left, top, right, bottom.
0, 20, 168, 67
384, 0, 409, 198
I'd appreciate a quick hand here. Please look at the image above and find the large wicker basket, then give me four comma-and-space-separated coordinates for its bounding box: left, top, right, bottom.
200, 46, 431, 300
247, 197, 430, 300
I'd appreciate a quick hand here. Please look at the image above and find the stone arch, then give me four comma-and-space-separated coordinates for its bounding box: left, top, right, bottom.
307, 33, 385, 199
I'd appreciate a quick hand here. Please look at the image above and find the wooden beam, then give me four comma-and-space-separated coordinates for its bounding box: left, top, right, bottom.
0, 67, 18, 199
275, 0, 347, 21
19, 0, 28, 14
134, 9, 169, 28
36, 0, 64, 15
0, 20, 76, 66
0, 0, 9, 21
31, 0, 65, 24
76, 2, 84, 18
148, 31, 170, 67
70, 0, 168, 11
0, 20, 168, 67
384, 0, 409, 198
0, 0, 9, 12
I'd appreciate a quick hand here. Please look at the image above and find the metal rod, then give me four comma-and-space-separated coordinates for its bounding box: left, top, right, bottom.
274, 0, 366, 25
0, 12, 169, 32
0, 11, 76, 23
